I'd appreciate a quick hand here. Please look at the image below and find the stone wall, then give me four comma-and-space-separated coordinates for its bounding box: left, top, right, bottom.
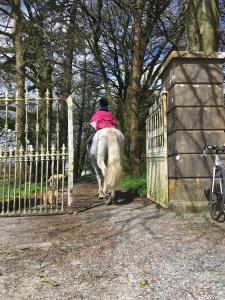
160, 51, 225, 212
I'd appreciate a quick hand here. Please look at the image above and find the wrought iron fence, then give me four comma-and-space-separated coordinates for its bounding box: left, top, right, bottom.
0, 90, 74, 216
146, 89, 168, 208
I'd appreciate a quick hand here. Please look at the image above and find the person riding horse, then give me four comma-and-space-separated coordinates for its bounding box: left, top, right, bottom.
87, 97, 117, 156
87, 98, 124, 203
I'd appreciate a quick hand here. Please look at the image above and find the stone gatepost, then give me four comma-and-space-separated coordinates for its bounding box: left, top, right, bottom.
160, 51, 225, 213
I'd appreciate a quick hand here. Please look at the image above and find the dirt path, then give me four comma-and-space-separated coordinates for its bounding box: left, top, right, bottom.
1, 182, 225, 299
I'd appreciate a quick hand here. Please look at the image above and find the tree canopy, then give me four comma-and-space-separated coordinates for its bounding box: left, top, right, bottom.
0, 0, 224, 177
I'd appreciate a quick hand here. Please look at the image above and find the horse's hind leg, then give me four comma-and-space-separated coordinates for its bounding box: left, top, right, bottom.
90, 158, 104, 198
95, 171, 104, 198
97, 159, 107, 194
97, 160, 114, 203
95, 168, 104, 199
95, 174, 105, 199
97, 160, 107, 178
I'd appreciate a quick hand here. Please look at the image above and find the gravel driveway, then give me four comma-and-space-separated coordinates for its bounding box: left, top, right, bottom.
0, 183, 225, 300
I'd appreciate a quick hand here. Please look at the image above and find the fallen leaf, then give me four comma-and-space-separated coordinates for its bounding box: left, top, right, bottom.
152, 275, 160, 282
139, 279, 149, 286
41, 277, 60, 287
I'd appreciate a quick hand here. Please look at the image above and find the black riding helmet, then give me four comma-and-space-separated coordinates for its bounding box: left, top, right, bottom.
99, 97, 109, 108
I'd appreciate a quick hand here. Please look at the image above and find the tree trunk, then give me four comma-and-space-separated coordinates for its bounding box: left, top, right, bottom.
12, 0, 25, 149
60, 48, 73, 149
185, 0, 219, 52
38, 61, 53, 151
130, 0, 142, 177
60, 7, 77, 148
74, 53, 87, 179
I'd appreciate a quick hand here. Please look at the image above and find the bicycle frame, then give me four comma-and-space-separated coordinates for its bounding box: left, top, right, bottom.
202, 143, 225, 220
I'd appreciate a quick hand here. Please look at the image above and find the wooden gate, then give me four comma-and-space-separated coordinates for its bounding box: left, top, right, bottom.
0, 90, 74, 216
146, 90, 168, 208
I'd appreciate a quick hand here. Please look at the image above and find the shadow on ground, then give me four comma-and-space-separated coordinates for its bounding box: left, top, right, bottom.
71, 182, 142, 213
1, 181, 225, 300
115, 190, 139, 205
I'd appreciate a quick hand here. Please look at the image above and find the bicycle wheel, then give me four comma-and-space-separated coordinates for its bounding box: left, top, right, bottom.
209, 169, 224, 221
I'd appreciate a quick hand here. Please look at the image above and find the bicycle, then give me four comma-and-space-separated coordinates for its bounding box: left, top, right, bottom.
202, 144, 225, 221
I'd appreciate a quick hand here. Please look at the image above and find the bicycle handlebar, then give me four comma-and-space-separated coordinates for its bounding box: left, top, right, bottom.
202, 144, 225, 156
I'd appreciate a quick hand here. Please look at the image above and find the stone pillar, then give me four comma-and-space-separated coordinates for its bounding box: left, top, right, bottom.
160, 51, 225, 213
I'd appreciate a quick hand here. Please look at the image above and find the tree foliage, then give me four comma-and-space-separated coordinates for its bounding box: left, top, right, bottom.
0, 0, 224, 177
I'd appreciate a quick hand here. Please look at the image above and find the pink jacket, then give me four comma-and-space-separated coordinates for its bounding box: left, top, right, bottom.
90, 110, 117, 130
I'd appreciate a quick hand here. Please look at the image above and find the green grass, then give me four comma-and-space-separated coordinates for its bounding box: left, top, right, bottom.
0, 175, 147, 200
122, 175, 147, 197
0, 181, 44, 200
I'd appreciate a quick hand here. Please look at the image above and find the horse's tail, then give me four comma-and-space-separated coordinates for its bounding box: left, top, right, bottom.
105, 130, 122, 190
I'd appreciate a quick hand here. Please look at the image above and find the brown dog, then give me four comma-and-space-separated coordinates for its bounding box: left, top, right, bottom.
48, 174, 64, 187
42, 190, 59, 207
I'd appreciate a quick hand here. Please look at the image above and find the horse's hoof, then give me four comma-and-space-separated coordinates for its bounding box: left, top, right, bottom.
105, 195, 113, 205
98, 192, 105, 199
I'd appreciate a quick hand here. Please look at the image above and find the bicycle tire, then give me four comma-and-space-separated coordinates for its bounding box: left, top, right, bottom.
209, 168, 225, 221
220, 169, 225, 218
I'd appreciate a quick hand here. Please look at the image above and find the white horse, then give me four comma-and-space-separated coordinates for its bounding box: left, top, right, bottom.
89, 128, 124, 204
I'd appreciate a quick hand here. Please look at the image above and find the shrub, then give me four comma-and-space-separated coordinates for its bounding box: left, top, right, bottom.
122, 175, 147, 197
